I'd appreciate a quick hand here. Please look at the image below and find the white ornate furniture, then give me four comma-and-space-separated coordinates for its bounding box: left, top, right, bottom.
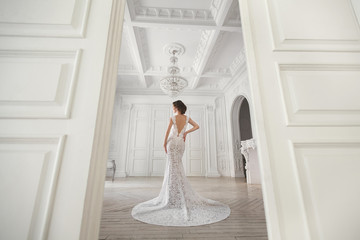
240, 139, 261, 184
106, 160, 116, 182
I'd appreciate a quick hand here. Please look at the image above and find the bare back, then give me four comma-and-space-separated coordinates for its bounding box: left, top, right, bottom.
174, 114, 187, 136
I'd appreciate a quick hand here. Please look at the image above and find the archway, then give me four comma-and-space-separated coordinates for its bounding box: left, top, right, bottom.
231, 95, 253, 178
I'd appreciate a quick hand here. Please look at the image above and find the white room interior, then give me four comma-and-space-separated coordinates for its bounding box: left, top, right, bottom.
100, 1, 265, 238
107, 0, 261, 182
1, 0, 360, 239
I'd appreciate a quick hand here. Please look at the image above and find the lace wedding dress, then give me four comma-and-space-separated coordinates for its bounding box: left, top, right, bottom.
131, 115, 230, 226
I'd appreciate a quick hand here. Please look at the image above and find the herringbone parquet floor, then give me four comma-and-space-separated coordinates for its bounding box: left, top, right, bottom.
99, 177, 268, 240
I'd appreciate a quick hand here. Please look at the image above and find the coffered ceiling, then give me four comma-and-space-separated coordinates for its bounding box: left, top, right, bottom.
117, 0, 246, 96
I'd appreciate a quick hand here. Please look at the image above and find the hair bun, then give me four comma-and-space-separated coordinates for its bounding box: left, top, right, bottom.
173, 100, 187, 114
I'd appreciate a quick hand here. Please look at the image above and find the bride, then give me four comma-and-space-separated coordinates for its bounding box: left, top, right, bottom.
131, 100, 230, 226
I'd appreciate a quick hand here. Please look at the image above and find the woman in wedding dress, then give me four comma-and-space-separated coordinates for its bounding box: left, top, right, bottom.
131, 100, 230, 226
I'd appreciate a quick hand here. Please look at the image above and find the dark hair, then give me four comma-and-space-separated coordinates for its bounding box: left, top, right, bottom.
173, 100, 187, 114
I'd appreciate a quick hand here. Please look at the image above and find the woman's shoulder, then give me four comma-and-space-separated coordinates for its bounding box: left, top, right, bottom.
176, 114, 187, 118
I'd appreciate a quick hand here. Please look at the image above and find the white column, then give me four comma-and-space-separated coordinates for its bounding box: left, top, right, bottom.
120, 103, 133, 176
108, 95, 122, 177
205, 105, 220, 177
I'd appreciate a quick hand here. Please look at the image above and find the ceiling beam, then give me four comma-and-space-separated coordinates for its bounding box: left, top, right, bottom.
190, 30, 220, 89
124, 4, 148, 88
201, 72, 232, 78
190, 0, 235, 89
124, 21, 241, 32
143, 71, 196, 77
136, 70, 232, 79
212, 0, 235, 26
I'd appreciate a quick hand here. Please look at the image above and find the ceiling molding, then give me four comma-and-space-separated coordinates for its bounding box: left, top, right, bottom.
123, 3, 148, 88
210, 0, 223, 24
124, 21, 241, 32
223, 63, 247, 93
229, 48, 246, 75
203, 68, 232, 77
190, 0, 234, 89
136, 27, 151, 72
224, 0, 241, 26
134, 6, 215, 22
126, 26, 148, 87
204, 30, 226, 68
191, 30, 221, 89
145, 66, 195, 76
192, 30, 212, 72
126, 0, 137, 21
197, 77, 228, 90
117, 88, 224, 97
117, 64, 138, 75
211, 0, 234, 26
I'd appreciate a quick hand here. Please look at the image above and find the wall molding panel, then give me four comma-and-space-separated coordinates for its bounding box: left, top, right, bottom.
267, 0, 360, 51
128, 106, 151, 176
0, 136, 65, 240
215, 96, 230, 176
278, 64, 360, 126
186, 106, 206, 176
290, 141, 360, 240
0, 0, 90, 37
0, 50, 81, 119
150, 107, 169, 176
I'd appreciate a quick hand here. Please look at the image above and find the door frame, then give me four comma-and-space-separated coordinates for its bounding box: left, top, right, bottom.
238, 0, 281, 238
79, 0, 126, 239
80, 0, 281, 239
230, 95, 246, 177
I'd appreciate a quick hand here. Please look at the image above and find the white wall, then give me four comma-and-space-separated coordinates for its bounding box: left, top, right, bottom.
108, 93, 226, 177
109, 76, 260, 179
223, 66, 259, 178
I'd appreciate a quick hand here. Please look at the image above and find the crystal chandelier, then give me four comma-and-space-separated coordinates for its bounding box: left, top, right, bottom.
160, 44, 188, 98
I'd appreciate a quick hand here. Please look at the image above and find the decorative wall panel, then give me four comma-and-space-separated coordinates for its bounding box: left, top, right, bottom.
0, 136, 65, 240
186, 108, 205, 176
0, 0, 90, 37
215, 96, 229, 176
150, 108, 168, 176
0, 50, 81, 119
278, 64, 360, 126
267, 0, 360, 51
292, 141, 360, 240
130, 110, 150, 175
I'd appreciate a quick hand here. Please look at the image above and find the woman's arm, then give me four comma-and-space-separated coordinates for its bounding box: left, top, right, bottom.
183, 117, 199, 141
163, 117, 173, 153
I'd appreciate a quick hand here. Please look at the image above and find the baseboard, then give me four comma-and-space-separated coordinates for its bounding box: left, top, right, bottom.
115, 171, 127, 177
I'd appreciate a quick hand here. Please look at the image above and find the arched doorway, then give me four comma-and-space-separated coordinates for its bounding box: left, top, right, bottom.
231, 95, 253, 178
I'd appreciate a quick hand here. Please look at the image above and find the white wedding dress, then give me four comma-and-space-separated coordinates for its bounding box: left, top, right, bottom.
131, 115, 230, 226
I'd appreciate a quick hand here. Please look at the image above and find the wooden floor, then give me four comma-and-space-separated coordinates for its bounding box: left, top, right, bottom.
99, 177, 268, 240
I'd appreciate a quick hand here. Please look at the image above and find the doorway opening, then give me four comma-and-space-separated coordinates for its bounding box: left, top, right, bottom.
231, 95, 261, 184
96, 0, 269, 239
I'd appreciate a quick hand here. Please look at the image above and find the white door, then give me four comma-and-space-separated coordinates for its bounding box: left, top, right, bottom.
128, 105, 152, 176
127, 105, 169, 176
0, 1, 125, 240
240, 0, 360, 239
150, 106, 170, 176
185, 106, 205, 176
